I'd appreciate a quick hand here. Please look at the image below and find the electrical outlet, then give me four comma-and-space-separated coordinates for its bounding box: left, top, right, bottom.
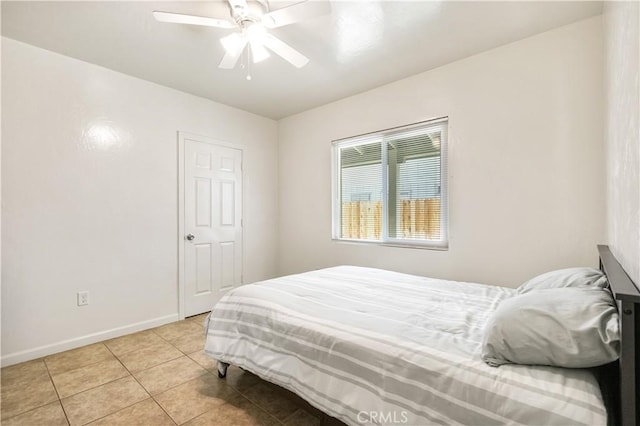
77, 291, 89, 306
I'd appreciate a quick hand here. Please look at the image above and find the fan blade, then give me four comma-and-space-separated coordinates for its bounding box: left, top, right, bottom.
219, 37, 248, 69
262, 0, 330, 29
262, 33, 309, 68
153, 11, 235, 29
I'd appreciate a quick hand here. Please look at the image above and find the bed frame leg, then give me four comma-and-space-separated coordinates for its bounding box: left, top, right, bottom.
217, 361, 229, 379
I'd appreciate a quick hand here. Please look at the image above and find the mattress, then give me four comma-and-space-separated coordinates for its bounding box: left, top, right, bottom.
204, 266, 607, 425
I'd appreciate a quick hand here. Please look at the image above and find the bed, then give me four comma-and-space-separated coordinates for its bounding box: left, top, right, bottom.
203, 246, 639, 426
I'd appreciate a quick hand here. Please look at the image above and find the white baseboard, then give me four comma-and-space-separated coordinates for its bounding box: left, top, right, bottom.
0, 313, 180, 367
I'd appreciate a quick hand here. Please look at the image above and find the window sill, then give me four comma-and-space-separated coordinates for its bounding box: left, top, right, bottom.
331, 238, 448, 251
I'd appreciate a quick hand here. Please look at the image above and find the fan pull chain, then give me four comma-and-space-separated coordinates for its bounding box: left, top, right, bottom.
246, 43, 252, 81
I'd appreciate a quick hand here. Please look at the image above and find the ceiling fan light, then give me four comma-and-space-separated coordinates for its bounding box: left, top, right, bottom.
220, 32, 245, 55
246, 23, 267, 44
250, 41, 270, 63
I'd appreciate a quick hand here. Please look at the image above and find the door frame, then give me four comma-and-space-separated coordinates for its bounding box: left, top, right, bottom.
177, 131, 245, 320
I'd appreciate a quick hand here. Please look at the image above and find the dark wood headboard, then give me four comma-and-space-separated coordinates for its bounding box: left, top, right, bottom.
598, 245, 640, 426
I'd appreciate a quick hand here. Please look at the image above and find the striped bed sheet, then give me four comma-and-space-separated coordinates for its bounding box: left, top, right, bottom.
204, 266, 607, 426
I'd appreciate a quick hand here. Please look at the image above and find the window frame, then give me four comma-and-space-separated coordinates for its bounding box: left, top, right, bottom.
331, 117, 449, 250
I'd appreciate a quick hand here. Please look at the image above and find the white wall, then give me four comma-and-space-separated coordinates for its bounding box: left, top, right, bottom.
1, 38, 279, 365
603, 1, 640, 286
278, 17, 605, 288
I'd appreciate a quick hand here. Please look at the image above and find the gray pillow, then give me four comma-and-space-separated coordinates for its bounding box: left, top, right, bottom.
517, 267, 607, 295
482, 287, 619, 368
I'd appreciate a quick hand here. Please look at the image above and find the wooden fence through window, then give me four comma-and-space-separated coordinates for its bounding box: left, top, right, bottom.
341, 198, 440, 240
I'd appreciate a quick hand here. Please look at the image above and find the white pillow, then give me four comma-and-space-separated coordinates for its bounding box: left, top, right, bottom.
482, 287, 619, 368
517, 267, 607, 295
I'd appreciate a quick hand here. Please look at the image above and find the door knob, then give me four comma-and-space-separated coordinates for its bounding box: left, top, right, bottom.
186, 233, 195, 241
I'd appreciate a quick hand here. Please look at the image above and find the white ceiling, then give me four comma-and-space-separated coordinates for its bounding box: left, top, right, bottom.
2, 1, 602, 119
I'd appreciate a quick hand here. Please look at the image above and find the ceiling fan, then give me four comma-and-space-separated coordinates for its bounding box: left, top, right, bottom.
153, 0, 330, 71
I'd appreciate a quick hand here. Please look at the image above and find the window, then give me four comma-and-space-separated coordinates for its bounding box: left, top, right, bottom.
332, 118, 448, 249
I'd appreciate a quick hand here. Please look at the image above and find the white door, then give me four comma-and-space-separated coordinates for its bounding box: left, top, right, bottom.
182, 136, 243, 317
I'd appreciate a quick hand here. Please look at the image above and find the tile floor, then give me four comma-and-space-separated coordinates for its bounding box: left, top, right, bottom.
1, 314, 343, 425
